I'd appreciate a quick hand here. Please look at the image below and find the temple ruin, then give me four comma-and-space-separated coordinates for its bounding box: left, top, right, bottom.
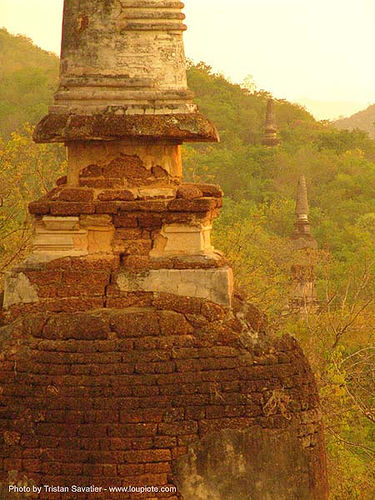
262, 99, 280, 147
0, 1, 328, 499
290, 175, 319, 312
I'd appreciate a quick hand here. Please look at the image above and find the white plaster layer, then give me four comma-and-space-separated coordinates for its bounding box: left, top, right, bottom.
3, 272, 39, 309
116, 267, 234, 306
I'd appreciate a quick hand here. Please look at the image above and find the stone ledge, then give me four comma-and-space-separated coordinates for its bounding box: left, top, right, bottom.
29, 197, 221, 217
33, 113, 220, 144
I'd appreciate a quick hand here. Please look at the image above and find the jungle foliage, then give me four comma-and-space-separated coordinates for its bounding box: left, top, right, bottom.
0, 28, 58, 139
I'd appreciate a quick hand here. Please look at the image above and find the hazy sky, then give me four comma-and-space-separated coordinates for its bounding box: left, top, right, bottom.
1, 0, 375, 119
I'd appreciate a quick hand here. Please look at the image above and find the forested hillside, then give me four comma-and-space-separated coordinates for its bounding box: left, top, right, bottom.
335, 103, 375, 138
0, 32, 375, 499
0, 28, 59, 138
187, 65, 375, 500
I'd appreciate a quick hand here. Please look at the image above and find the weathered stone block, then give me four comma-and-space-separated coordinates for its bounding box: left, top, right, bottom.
115, 239, 152, 256
29, 201, 50, 215
150, 223, 214, 257
138, 187, 176, 199
80, 178, 123, 188
176, 185, 203, 200
98, 189, 135, 201
119, 200, 169, 212
158, 311, 194, 336
103, 156, 147, 179
110, 310, 160, 337
55, 188, 94, 203
50, 202, 95, 216
81, 165, 102, 177
116, 267, 234, 306
138, 214, 163, 229
113, 214, 139, 228
168, 198, 217, 212
31, 216, 88, 259
197, 183, 224, 198
95, 201, 120, 214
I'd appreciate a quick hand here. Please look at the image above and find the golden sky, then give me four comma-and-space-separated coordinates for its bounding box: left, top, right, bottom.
1, 0, 375, 120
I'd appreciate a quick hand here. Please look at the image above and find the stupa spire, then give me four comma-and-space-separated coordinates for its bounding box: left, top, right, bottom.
290, 175, 318, 312
34, 0, 218, 144
262, 98, 280, 146
292, 175, 316, 245
295, 174, 310, 223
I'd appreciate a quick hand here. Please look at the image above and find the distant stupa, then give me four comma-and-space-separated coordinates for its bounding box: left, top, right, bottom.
262, 99, 280, 146
290, 175, 318, 311
293, 175, 317, 246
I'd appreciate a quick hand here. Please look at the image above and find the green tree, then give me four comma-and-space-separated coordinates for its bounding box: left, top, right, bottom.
0, 124, 65, 278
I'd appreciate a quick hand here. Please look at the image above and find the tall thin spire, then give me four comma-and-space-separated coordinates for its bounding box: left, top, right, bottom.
262, 99, 280, 146
290, 175, 318, 312
292, 174, 317, 243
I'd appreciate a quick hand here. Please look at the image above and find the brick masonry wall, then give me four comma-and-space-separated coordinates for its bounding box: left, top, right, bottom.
0, 294, 328, 499
2, 256, 230, 324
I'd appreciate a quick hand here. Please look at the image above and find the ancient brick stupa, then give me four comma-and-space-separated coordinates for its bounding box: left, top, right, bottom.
262, 98, 280, 147
290, 175, 319, 311
0, 2, 328, 499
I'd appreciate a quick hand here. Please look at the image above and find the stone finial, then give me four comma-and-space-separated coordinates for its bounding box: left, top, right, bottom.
262, 99, 280, 146
33, 0, 219, 143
